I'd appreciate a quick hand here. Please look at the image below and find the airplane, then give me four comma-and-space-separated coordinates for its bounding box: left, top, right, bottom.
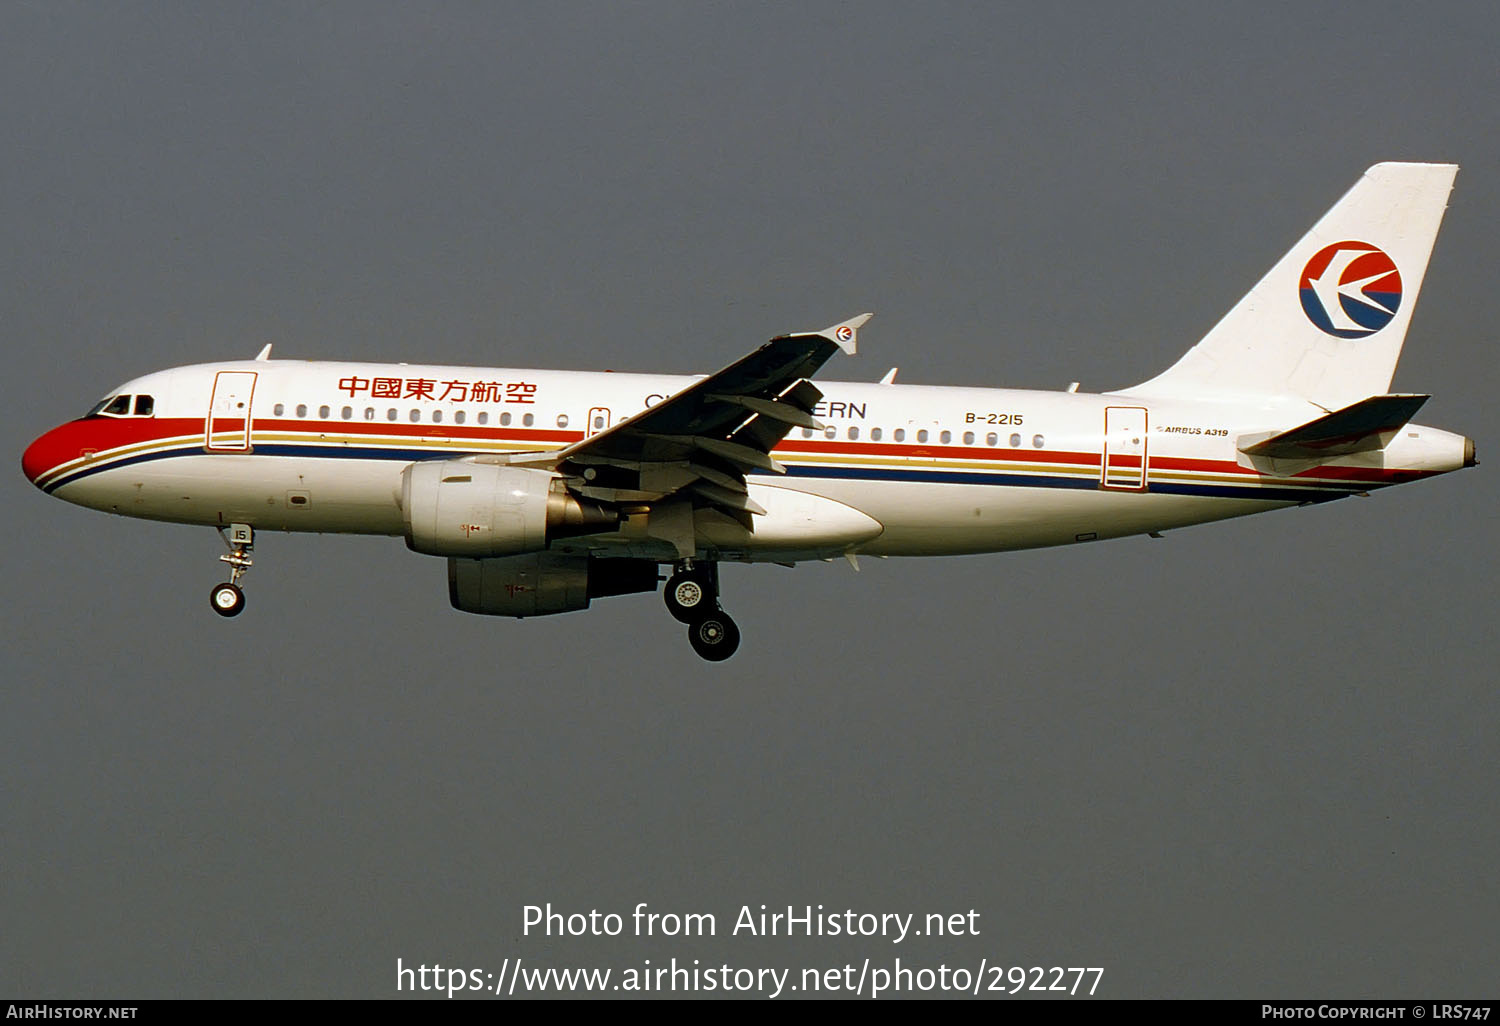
21, 162, 1477, 661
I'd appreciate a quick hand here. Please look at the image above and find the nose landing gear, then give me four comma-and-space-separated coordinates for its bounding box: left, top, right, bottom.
210, 581, 245, 616
666, 560, 740, 661
210, 523, 254, 618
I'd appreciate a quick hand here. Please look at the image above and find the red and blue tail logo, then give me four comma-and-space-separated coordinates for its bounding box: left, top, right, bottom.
1298, 241, 1403, 338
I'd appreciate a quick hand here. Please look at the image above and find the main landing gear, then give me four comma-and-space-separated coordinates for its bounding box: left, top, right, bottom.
210, 523, 254, 618
664, 560, 740, 662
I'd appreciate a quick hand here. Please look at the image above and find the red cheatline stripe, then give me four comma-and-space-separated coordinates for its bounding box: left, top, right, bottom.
777, 439, 1419, 484
251, 417, 581, 443
778, 438, 1101, 467
33, 417, 1432, 488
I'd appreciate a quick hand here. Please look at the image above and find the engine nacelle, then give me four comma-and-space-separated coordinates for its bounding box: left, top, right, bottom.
448, 553, 659, 617
402, 460, 618, 557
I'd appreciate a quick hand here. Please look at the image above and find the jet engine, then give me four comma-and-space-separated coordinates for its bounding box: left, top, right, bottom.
402, 460, 618, 557
448, 552, 659, 617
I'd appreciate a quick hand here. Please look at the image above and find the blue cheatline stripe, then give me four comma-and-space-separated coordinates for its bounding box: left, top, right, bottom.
42, 446, 200, 492
778, 463, 1360, 503
781, 463, 1099, 491
44, 440, 1372, 503
252, 442, 468, 463
41, 442, 487, 493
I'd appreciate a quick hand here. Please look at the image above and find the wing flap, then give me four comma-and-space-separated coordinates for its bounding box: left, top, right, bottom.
707, 393, 825, 429
689, 480, 768, 515
545, 314, 869, 522
661, 434, 787, 474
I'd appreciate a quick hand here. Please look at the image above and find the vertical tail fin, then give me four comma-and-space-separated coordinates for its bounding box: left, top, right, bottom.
1124, 162, 1457, 409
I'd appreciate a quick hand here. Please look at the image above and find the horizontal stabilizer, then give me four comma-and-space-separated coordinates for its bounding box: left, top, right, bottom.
1238, 393, 1429, 460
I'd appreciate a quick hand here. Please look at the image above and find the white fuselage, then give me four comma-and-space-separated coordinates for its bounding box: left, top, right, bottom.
27, 358, 1470, 562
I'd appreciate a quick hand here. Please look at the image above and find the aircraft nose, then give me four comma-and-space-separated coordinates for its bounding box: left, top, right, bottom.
22, 423, 75, 488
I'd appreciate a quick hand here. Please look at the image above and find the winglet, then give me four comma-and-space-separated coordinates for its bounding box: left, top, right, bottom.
254, 343, 273, 361
816, 312, 873, 355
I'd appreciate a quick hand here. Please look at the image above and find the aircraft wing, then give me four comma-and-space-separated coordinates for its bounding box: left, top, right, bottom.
515, 313, 869, 523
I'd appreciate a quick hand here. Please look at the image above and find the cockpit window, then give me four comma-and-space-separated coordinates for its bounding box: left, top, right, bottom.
88, 393, 156, 418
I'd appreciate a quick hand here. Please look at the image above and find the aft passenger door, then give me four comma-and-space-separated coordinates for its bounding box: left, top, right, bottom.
1101, 406, 1148, 490
206, 371, 257, 451
586, 406, 611, 438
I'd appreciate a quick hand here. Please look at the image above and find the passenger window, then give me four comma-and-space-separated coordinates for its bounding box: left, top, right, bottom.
409, 409, 420, 423
318, 405, 330, 419
894, 428, 905, 442
848, 427, 859, 440
296, 404, 308, 418
273, 403, 285, 417
940, 430, 951, 444
801, 427, 813, 438
523, 413, 534, 427
364, 407, 375, 420
824, 426, 836, 439
987, 432, 998, 446
386, 408, 398, 421
104, 395, 132, 416
435, 410, 446, 423
870, 427, 882, 441
454, 410, 466, 425
963, 431, 975, 445
500, 412, 511, 426
134, 395, 154, 416
557, 414, 569, 428
478, 411, 489, 425
593, 416, 605, 429
1009, 433, 1021, 447
341, 406, 352, 420
917, 429, 929, 443
1032, 434, 1045, 448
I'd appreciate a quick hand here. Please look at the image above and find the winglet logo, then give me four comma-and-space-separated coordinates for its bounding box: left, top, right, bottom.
835, 325, 855, 344
1299, 241, 1403, 338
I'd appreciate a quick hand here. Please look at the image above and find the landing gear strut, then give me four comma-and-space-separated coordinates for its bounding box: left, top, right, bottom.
210, 523, 254, 618
666, 560, 739, 661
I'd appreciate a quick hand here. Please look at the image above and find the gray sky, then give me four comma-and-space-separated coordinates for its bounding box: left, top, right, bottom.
3, 1, 1496, 999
